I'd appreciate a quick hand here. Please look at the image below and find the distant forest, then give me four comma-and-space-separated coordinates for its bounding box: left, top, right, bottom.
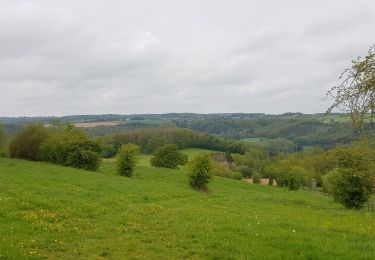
1, 113, 374, 154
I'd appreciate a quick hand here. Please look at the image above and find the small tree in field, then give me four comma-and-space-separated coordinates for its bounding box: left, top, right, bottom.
65, 148, 100, 171
0, 125, 6, 156
9, 124, 50, 161
187, 153, 213, 191
252, 171, 262, 184
150, 144, 188, 168
325, 143, 375, 209
116, 144, 139, 177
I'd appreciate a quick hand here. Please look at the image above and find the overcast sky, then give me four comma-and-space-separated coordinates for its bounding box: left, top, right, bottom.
0, 0, 374, 116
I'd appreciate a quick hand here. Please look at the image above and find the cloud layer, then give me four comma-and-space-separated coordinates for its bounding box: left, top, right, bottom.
1, 0, 374, 116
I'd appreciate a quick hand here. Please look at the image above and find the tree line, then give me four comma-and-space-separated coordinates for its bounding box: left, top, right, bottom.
101, 128, 264, 157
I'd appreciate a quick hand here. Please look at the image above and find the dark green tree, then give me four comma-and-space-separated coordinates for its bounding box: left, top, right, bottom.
187, 153, 213, 191
0, 124, 5, 155
9, 124, 50, 161
40, 126, 101, 170
150, 144, 188, 168
325, 143, 375, 208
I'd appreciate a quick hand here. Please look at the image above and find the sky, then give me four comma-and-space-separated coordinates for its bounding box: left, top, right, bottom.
0, 0, 374, 116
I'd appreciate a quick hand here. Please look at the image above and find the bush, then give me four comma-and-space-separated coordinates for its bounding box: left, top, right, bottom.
326, 168, 374, 209
211, 160, 243, 180
116, 144, 139, 177
101, 143, 118, 158
187, 153, 213, 191
265, 165, 307, 190
145, 135, 167, 153
0, 125, 6, 157
9, 124, 50, 161
229, 171, 243, 180
65, 148, 100, 171
324, 143, 375, 209
322, 174, 333, 193
286, 168, 306, 190
40, 126, 101, 170
237, 165, 253, 177
252, 171, 261, 184
150, 144, 188, 168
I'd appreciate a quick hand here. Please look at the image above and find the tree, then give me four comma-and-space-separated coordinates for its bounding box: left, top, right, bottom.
101, 143, 118, 158
325, 143, 375, 209
0, 124, 5, 156
116, 144, 139, 177
150, 144, 188, 168
145, 134, 167, 153
40, 126, 101, 170
265, 164, 308, 190
187, 153, 213, 191
252, 171, 262, 184
326, 45, 375, 135
9, 124, 50, 161
65, 148, 100, 171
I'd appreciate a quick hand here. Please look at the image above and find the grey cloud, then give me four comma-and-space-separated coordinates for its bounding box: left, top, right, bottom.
0, 0, 374, 116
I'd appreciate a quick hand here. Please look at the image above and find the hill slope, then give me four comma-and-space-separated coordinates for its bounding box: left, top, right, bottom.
0, 157, 375, 259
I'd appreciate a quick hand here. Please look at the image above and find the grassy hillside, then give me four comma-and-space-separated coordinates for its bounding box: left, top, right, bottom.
1, 155, 375, 259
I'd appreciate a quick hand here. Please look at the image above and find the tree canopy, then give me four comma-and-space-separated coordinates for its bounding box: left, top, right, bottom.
150, 144, 188, 169
327, 45, 375, 135
116, 144, 139, 177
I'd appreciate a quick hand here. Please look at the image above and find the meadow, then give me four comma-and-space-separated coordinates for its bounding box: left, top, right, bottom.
1, 149, 375, 259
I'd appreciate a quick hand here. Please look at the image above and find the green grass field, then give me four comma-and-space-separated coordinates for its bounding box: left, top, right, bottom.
1, 153, 375, 259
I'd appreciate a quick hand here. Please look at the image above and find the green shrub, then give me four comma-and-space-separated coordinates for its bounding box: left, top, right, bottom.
237, 165, 252, 177
40, 126, 101, 170
101, 143, 118, 158
322, 174, 333, 193
187, 153, 212, 191
151, 144, 188, 168
211, 160, 243, 180
230, 171, 243, 180
0, 124, 6, 157
212, 160, 231, 177
324, 143, 375, 209
325, 168, 374, 208
9, 124, 50, 161
0, 150, 7, 158
116, 144, 139, 177
65, 148, 100, 171
252, 171, 261, 184
145, 135, 167, 153
265, 164, 307, 190
287, 168, 306, 190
